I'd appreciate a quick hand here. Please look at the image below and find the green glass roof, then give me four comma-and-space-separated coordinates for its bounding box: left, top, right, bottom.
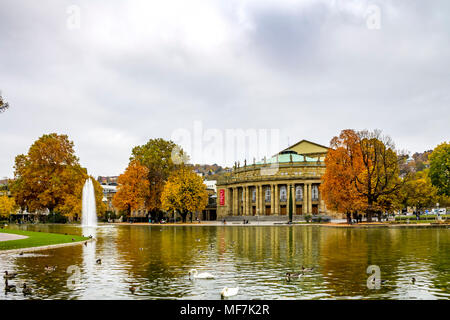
255, 153, 318, 164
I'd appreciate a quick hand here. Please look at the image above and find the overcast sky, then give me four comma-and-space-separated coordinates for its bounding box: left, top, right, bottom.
0, 0, 449, 178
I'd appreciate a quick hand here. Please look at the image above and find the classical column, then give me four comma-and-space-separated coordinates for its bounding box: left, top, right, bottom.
239, 187, 243, 216
227, 188, 232, 215
233, 187, 237, 216
258, 185, 263, 215
292, 184, 296, 216
245, 186, 250, 216
255, 185, 260, 215
259, 185, 266, 215
303, 184, 308, 214
242, 186, 246, 216
308, 183, 313, 214
286, 183, 290, 216
270, 184, 275, 215
274, 184, 279, 215
242, 186, 245, 216
230, 187, 234, 216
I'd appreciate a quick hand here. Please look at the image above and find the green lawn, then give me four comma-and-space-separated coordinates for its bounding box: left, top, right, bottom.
0, 228, 88, 251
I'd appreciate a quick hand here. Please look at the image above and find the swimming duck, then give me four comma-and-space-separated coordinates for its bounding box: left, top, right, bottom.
301, 266, 315, 273
96, 259, 102, 264
188, 269, 214, 279
411, 277, 416, 284
44, 265, 57, 273
4, 279, 16, 292
221, 287, 239, 298
22, 283, 32, 295
285, 272, 303, 281
370, 278, 388, 285
4, 271, 17, 279
129, 286, 137, 294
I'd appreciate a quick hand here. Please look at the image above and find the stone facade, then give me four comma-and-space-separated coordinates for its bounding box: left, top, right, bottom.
216, 140, 330, 219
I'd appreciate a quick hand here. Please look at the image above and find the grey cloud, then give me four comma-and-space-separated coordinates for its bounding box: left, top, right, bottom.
0, 0, 449, 178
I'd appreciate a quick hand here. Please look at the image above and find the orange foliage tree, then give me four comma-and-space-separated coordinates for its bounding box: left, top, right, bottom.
321, 129, 404, 222
320, 130, 365, 223
11, 133, 105, 220
112, 160, 150, 217
161, 166, 208, 222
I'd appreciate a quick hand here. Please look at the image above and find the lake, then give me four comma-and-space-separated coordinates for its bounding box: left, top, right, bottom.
1, 224, 449, 300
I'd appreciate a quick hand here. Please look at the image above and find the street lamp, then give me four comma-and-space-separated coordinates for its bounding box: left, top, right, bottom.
288, 185, 293, 224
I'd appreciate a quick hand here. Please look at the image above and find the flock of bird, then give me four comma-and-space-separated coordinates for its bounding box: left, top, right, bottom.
188, 268, 238, 298
186, 266, 316, 298
3, 233, 418, 298
4, 262, 418, 298
4, 271, 32, 296
285, 266, 315, 281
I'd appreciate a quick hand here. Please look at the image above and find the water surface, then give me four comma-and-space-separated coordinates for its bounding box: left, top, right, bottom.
1, 224, 449, 300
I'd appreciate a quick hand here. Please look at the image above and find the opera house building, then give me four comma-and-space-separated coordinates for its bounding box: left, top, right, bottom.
216, 140, 331, 220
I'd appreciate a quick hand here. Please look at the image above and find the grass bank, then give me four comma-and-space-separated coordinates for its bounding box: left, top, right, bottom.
0, 228, 88, 251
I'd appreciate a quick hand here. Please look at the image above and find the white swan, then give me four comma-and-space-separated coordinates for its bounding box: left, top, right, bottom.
221, 287, 239, 297
188, 269, 215, 279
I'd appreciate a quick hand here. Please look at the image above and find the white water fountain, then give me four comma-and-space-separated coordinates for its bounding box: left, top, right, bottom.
81, 178, 97, 227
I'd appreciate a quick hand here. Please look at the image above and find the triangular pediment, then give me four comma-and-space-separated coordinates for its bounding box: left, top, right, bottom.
279, 139, 329, 156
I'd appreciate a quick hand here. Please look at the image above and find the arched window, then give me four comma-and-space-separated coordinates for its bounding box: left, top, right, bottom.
280, 186, 287, 201
296, 186, 303, 201
312, 185, 319, 201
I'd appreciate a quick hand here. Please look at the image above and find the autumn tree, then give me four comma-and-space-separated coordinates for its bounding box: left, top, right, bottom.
10, 133, 105, 220
0, 91, 9, 113
161, 166, 208, 223
401, 170, 438, 212
321, 129, 405, 222
429, 142, 450, 196
130, 138, 188, 214
59, 176, 106, 221
0, 196, 17, 219
113, 160, 150, 217
355, 130, 404, 220
320, 130, 366, 223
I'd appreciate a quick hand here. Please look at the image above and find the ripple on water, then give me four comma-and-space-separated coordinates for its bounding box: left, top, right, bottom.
0, 224, 449, 300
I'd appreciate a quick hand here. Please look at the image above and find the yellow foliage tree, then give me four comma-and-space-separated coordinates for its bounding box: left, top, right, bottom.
59, 176, 106, 221
113, 160, 150, 217
0, 195, 17, 219
161, 166, 208, 222
401, 170, 438, 211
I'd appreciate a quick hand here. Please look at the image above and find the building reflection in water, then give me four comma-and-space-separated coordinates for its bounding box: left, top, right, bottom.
0, 224, 448, 300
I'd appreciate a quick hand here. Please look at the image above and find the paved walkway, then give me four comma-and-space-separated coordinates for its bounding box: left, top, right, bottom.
0, 233, 28, 241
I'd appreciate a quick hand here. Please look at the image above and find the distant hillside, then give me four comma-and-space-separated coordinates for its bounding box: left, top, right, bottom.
399, 150, 433, 176
189, 164, 230, 180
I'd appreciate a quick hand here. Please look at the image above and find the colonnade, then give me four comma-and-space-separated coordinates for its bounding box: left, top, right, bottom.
226, 182, 322, 216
